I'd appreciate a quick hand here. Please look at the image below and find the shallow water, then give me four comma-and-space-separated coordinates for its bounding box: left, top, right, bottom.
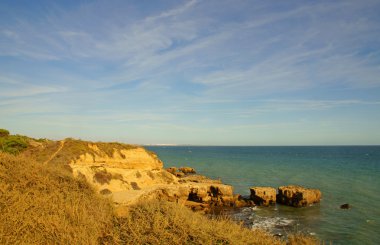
146, 146, 380, 244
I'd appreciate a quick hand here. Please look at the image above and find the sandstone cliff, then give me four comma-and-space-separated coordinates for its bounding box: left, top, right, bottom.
32, 139, 237, 209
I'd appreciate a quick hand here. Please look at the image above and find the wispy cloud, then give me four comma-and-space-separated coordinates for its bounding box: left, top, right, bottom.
0, 75, 65, 97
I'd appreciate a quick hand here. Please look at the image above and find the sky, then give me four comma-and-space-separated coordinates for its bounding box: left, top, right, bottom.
0, 0, 380, 145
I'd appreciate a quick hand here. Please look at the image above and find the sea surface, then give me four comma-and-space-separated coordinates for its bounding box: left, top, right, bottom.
146, 146, 380, 245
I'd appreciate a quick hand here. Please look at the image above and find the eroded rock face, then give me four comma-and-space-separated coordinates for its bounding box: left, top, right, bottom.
250, 187, 276, 206
71, 144, 163, 170
277, 185, 321, 207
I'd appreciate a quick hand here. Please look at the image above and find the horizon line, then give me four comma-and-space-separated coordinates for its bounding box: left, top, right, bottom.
143, 144, 380, 147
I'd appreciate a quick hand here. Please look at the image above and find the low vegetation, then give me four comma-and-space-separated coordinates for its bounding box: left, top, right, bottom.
0, 128, 10, 137
111, 201, 284, 245
0, 129, 28, 155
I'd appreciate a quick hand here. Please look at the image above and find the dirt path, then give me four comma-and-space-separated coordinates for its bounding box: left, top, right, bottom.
44, 140, 65, 164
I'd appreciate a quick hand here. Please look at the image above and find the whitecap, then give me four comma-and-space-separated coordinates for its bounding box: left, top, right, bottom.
250, 216, 294, 231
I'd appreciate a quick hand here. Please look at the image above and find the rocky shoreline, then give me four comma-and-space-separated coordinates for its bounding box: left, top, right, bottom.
164, 166, 322, 213
67, 142, 321, 214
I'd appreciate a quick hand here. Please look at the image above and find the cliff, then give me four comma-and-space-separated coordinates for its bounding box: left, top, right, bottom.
19, 138, 236, 209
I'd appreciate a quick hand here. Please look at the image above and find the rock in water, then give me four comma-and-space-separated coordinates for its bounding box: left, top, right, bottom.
340, 203, 350, 209
250, 187, 276, 206
277, 185, 321, 207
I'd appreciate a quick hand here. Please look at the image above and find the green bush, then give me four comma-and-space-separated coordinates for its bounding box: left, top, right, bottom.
0, 135, 28, 155
0, 129, 10, 137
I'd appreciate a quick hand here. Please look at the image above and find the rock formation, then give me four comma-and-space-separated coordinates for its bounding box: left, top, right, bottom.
277, 185, 321, 207
166, 167, 177, 175
69, 143, 240, 211
250, 187, 276, 206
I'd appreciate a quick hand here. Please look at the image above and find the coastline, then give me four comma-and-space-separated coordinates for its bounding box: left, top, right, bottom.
0, 132, 320, 244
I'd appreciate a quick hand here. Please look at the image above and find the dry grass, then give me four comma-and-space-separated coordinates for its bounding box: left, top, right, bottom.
0, 153, 113, 244
22, 139, 60, 163
41, 139, 138, 165
288, 234, 320, 245
111, 200, 284, 245
95, 142, 138, 157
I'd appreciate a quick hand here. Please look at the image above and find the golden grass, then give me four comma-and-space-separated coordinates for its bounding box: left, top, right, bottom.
0, 151, 319, 245
288, 234, 320, 245
40, 139, 139, 165
0, 153, 113, 244
111, 200, 285, 245
22, 139, 60, 163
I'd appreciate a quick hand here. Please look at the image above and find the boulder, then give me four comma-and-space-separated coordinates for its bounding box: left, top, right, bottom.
179, 167, 196, 174
250, 187, 276, 206
340, 203, 350, 209
277, 185, 321, 207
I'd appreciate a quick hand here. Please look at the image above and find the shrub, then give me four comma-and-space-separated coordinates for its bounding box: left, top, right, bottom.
0, 135, 28, 155
94, 169, 113, 185
0, 129, 10, 137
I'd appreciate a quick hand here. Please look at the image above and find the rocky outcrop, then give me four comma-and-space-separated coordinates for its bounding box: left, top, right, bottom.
250, 187, 276, 206
69, 143, 241, 211
277, 185, 321, 207
111, 179, 235, 211
166, 167, 177, 175
166, 166, 197, 176
179, 167, 196, 174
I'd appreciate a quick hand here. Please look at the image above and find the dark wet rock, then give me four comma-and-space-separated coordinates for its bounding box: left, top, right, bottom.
340, 203, 350, 209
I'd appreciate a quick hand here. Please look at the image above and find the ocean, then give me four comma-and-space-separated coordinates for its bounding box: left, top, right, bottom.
146, 146, 380, 245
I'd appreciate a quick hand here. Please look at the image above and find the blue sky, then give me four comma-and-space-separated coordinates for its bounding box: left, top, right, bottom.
1, 0, 380, 145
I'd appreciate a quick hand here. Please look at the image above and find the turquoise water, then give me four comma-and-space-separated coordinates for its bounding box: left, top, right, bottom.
146, 146, 380, 245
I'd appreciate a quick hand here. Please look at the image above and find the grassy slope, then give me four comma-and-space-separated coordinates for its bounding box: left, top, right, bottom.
0, 153, 113, 244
